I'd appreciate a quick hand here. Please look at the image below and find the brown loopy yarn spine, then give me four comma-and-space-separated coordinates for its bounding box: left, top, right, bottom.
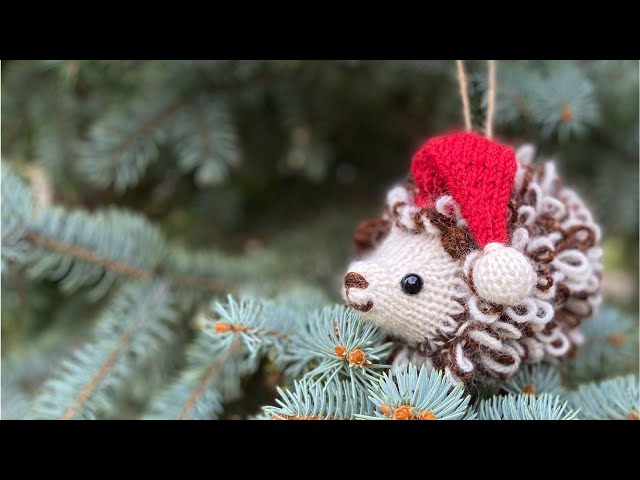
423, 208, 477, 260
352, 218, 391, 255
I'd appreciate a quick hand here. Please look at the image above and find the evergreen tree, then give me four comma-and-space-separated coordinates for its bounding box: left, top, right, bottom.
2, 60, 638, 420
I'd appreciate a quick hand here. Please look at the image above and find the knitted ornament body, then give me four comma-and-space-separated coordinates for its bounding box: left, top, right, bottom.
343, 132, 602, 385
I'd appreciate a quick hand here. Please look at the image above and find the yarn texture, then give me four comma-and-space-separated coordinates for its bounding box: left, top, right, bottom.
343, 135, 602, 385
344, 225, 464, 345
411, 132, 514, 247
410, 132, 535, 307
472, 243, 536, 306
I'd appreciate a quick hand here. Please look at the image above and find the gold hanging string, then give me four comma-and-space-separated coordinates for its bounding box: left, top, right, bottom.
455, 60, 472, 132
485, 60, 496, 139
456, 60, 498, 138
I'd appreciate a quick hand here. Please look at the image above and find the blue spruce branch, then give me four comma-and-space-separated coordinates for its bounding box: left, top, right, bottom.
477, 393, 578, 420
263, 379, 374, 420
357, 364, 472, 420
31, 281, 179, 419
569, 375, 639, 420
2, 163, 240, 296
501, 364, 564, 396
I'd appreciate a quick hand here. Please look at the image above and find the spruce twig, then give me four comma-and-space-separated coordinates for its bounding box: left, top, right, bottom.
176, 339, 244, 420
26, 232, 238, 292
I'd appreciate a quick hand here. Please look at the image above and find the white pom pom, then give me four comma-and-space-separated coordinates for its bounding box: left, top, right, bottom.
472, 243, 536, 306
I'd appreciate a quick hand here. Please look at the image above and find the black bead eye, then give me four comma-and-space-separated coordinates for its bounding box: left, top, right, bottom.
400, 273, 423, 295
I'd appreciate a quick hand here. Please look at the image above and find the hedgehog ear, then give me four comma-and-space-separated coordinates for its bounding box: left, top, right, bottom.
352, 217, 391, 255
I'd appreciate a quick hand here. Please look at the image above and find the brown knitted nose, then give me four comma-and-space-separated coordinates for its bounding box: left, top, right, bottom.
344, 272, 369, 289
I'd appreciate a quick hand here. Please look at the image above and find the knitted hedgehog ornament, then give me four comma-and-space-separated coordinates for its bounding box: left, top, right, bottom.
343, 132, 603, 385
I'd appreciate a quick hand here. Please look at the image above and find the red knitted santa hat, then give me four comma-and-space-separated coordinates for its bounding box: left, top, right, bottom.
411, 131, 536, 306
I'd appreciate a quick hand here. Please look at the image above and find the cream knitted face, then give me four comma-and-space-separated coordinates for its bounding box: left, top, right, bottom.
343, 224, 465, 345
